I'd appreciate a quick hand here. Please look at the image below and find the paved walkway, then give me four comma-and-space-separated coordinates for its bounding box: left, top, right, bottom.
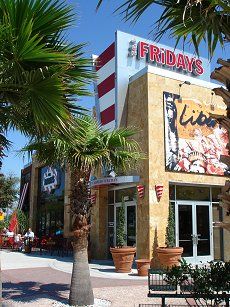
0, 250, 147, 280
0, 250, 188, 306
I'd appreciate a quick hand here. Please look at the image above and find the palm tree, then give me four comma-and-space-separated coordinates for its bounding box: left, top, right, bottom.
25, 116, 144, 306
97, 0, 229, 57
0, 0, 93, 148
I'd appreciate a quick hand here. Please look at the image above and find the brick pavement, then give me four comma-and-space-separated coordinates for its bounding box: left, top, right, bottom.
1, 267, 194, 306
1, 267, 148, 306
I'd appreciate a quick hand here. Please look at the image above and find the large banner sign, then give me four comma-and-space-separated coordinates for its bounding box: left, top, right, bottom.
164, 92, 229, 176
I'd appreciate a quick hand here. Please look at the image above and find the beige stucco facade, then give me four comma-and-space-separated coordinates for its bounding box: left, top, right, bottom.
91, 70, 230, 263
24, 70, 229, 264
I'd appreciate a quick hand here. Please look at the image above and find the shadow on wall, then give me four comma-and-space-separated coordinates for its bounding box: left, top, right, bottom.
151, 226, 161, 269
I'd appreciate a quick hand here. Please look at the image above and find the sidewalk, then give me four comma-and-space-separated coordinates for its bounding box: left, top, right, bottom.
0, 250, 147, 280
0, 250, 188, 306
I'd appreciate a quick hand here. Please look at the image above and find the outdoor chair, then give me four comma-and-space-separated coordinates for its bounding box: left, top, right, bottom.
39, 236, 56, 255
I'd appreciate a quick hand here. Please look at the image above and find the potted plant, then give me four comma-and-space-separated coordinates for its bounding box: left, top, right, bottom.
110, 197, 136, 273
157, 204, 183, 268
135, 258, 151, 276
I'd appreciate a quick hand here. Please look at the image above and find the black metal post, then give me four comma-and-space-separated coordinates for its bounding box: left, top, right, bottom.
162, 296, 166, 307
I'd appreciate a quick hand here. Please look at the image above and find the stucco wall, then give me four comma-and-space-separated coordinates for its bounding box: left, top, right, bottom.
90, 187, 108, 259
126, 72, 230, 261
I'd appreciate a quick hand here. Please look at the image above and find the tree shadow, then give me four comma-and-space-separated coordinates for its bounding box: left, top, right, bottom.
3, 281, 69, 302
151, 226, 161, 269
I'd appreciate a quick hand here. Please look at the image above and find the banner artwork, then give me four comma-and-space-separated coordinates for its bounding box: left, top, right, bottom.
164, 92, 229, 176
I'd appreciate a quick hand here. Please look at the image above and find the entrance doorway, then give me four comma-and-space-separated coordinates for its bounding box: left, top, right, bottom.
115, 202, 136, 246
175, 201, 213, 263
108, 201, 136, 249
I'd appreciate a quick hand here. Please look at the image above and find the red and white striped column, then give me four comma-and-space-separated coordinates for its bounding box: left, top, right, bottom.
94, 42, 116, 130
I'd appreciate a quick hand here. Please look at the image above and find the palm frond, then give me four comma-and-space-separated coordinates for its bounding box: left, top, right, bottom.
97, 0, 230, 57
0, 0, 94, 136
22, 116, 145, 175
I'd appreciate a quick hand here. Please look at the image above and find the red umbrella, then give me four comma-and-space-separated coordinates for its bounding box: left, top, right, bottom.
9, 211, 18, 232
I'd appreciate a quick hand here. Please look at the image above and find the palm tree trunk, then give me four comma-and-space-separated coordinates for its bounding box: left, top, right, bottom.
69, 234, 94, 306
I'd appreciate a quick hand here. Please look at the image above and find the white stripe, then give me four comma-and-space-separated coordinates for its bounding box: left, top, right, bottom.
99, 88, 115, 112
96, 57, 115, 84
20, 182, 29, 209
18, 182, 29, 209
102, 120, 116, 131
18, 183, 26, 208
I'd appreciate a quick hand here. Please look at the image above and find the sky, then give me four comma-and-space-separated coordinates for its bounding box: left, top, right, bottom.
1, 0, 229, 177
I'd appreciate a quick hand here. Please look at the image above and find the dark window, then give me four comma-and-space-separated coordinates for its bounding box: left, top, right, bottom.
169, 185, 175, 200
37, 165, 65, 237
115, 187, 136, 202
176, 185, 210, 201
212, 187, 222, 202
108, 191, 114, 204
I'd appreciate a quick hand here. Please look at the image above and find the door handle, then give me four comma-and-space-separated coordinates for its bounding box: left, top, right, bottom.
191, 234, 198, 245
191, 234, 197, 245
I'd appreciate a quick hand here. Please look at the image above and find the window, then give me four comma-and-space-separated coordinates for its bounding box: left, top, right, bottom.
212, 187, 222, 203
108, 191, 114, 204
115, 187, 136, 202
176, 185, 210, 201
169, 185, 175, 201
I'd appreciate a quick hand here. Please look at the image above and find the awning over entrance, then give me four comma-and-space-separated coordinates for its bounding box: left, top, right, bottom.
90, 176, 140, 188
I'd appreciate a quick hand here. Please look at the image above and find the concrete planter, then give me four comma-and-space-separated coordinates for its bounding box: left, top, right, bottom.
135, 259, 151, 276
110, 246, 136, 273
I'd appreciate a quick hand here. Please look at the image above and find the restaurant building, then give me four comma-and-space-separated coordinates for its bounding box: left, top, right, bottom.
90, 31, 230, 263
20, 31, 230, 265
20, 161, 67, 237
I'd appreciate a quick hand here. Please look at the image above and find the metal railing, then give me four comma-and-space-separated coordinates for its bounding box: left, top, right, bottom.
147, 269, 230, 307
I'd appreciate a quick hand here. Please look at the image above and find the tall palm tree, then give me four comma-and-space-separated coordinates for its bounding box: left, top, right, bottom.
0, 0, 93, 148
97, 0, 229, 57
24, 116, 144, 306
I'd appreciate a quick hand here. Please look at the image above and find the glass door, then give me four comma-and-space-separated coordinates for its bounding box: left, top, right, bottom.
196, 205, 211, 258
177, 204, 194, 258
126, 205, 136, 246
176, 202, 213, 263
114, 202, 136, 247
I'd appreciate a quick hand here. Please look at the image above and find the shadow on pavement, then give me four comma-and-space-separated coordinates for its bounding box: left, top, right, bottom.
3, 281, 69, 302
96, 268, 116, 273
23, 251, 73, 262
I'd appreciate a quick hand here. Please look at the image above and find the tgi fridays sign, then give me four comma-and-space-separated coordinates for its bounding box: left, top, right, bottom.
128, 40, 204, 76
42, 167, 59, 193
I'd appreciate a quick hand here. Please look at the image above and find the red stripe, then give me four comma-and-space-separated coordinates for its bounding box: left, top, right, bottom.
96, 43, 115, 71
100, 104, 115, 125
98, 73, 115, 98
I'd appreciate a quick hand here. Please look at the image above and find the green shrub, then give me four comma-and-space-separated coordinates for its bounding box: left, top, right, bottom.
165, 203, 175, 247
164, 260, 230, 305
116, 197, 126, 247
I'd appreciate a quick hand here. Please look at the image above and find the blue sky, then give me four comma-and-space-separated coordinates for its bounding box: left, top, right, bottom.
2, 0, 229, 177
